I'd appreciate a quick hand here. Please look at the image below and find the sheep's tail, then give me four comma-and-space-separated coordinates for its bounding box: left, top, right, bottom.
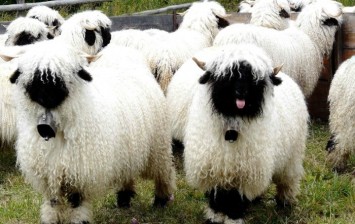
153, 66, 174, 94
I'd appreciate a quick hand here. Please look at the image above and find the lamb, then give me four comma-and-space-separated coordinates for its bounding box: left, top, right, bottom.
26, 5, 65, 36
59, 10, 112, 55
214, 0, 343, 98
4, 17, 53, 46
9, 41, 176, 223
326, 56, 355, 172
183, 44, 308, 224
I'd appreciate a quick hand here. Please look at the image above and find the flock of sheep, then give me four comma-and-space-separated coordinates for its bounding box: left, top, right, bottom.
0, 0, 353, 223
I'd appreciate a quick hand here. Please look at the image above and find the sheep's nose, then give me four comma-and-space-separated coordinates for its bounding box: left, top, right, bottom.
37, 110, 56, 141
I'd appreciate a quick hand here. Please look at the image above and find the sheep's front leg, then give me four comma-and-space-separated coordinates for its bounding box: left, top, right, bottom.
66, 192, 93, 224
205, 187, 249, 224
40, 198, 62, 224
116, 179, 136, 208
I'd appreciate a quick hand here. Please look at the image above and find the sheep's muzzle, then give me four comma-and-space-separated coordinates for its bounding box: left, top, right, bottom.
37, 110, 56, 141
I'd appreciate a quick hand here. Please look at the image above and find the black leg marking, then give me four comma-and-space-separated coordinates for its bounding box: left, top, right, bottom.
50, 198, 58, 207
206, 187, 250, 220
326, 134, 337, 153
116, 189, 136, 208
153, 194, 170, 207
67, 192, 83, 208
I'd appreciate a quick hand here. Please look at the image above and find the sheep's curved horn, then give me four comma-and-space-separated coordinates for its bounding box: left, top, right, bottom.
2, 24, 8, 29
177, 10, 187, 17
273, 64, 283, 75
47, 26, 56, 31
192, 57, 206, 71
81, 20, 97, 30
82, 52, 102, 63
322, 2, 343, 18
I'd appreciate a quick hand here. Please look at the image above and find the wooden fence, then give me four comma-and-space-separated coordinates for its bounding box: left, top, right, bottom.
0, 12, 354, 120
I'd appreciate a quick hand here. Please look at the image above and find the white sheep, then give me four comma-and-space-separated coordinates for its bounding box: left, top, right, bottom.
4, 17, 53, 46
327, 56, 355, 171
183, 44, 308, 224
214, 0, 343, 98
26, 5, 65, 36
250, 0, 292, 30
9, 41, 176, 223
59, 10, 112, 55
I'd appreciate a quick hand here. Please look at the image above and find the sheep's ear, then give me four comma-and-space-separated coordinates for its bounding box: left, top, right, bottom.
216, 15, 230, 28
0, 53, 17, 62
77, 68, 92, 82
192, 57, 206, 71
199, 71, 212, 84
81, 20, 97, 30
2, 24, 8, 29
9, 69, 21, 84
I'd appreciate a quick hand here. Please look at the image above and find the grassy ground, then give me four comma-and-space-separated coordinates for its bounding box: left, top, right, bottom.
0, 121, 354, 224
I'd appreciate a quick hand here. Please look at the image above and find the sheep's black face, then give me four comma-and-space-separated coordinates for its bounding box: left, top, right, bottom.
279, 9, 290, 18
25, 69, 69, 109
216, 15, 230, 29
201, 62, 267, 119
14, 31, 41, 46
323, 18, 339, 26
84, 26, 111, 48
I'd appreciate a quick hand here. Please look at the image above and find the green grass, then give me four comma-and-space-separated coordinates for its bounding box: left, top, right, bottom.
0, 121, 354, 223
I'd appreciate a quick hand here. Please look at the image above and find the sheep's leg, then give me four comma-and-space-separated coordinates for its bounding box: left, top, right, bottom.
327, 147, 351, 172
146, 146, 176, 207
275, 158, 304, 207
116, 179, 136, 208
66, 192, 93, 224
40, 198, 62, 224
205, 187, 249, 224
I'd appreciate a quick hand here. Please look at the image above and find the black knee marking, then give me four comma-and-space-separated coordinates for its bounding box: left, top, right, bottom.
326, 134, 337, 153
50, 198, 58, 207
206, 187, 250, 220
116, 189, 136, 208
172, 138, 184, 155
67, 192, 83, 208
153, 194, 170, 207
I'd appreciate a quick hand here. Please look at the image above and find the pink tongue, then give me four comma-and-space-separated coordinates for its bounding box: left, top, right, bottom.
236, 99, 245, 109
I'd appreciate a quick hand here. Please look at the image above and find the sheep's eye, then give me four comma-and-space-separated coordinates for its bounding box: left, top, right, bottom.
279, 9, 290, 18
323, 18, 339, 26
52, 19, 58, 27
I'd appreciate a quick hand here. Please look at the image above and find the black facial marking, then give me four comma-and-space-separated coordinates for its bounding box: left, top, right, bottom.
270, 74, 282, 86
67, 192, 83, 208
100, 26, 111, 48
14, 31, 40, 46
291, 6, 302, 12
25, 69, 69, 109
279, 9, 290, 18
84, 29, 96, 46
323, 18, 339, 26
208, 61, 267, 119
216, 15, 230, 29
206, 187, 250, 220
9, 69, 21, 83
225, 130, 238, 142
116, 189, 136, 208
77, 69, 92, 82
326, 134, 337, 153
52, 19, 59, 27
47, 33, 54, 39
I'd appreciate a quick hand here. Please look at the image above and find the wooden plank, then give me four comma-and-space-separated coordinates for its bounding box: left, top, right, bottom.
342, 49, 355, 61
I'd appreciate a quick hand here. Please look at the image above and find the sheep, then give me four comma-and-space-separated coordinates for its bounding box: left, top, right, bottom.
183, 44, 308, 224
9, 41, 176, 223
26, 5, 65, 37
326, 56, 355, 172
214, 0, 343, 98
148, 0, 229, 93
59, 10, 112, 55
250, 0, 292, 30
4, 17, 53, 47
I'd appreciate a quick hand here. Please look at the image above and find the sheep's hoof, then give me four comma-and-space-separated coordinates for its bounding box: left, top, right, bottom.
153, 195, 170, 207
275, 197, 292, 208
117, 189, 136, 208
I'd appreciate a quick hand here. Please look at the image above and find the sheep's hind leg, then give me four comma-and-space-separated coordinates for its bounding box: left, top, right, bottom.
205, 187, 249, 224
66, 192, 93, 224
116, 179, 136, 208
